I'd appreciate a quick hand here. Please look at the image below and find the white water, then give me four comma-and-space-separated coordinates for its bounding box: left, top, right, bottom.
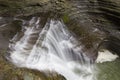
96, 49, 119, 63
8, 17, 97, 80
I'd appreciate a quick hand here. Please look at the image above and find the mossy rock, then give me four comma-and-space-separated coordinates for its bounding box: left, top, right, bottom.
62, 13, 70, 23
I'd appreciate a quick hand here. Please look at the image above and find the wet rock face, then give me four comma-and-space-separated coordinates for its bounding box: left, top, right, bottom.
0, 0, 119, 17
65, 0, 120, 59
0, 17, 22, 50
98, 36, 120, 56
0, 0, 70, 16
89, 0, 120, 56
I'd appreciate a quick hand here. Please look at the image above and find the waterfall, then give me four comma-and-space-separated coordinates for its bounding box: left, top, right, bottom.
8, 17, 97, 80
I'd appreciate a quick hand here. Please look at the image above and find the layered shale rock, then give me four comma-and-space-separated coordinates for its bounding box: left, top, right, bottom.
65, 0, 120, 58
0, 0, 70, 16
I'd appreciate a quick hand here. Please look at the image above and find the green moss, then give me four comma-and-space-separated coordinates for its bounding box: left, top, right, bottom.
62, 14, 70, 23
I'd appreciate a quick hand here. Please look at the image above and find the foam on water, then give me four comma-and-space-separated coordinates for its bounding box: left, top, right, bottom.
8, 17, 97, 80
96, 49, 119, 63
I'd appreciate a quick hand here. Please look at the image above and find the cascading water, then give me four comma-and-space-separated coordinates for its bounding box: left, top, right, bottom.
8, 17, 97, 80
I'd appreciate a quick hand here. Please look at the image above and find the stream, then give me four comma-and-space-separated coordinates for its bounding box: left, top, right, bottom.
8, 17, 97, 80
